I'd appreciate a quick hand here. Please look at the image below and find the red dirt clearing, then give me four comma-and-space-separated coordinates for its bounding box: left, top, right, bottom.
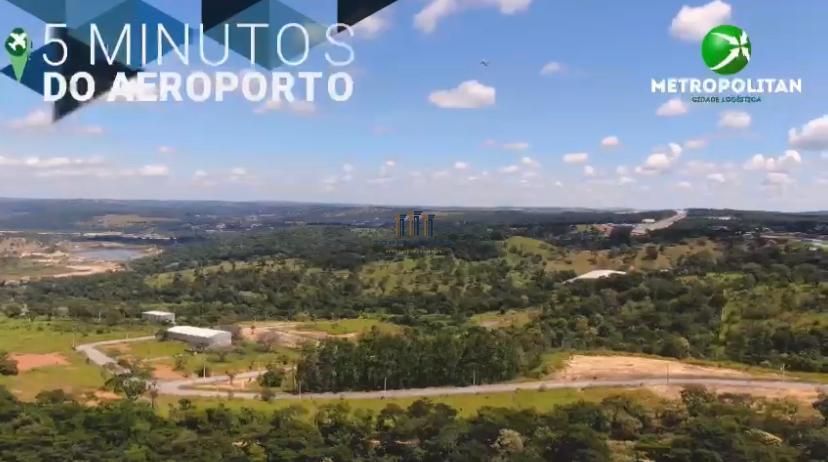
10, 353, 69, 372
152, 363, 186, 380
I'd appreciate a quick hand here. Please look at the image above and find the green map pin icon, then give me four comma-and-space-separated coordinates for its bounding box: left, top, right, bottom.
5, 28, 31, 82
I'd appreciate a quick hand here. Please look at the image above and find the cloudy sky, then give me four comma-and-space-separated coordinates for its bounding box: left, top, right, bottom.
1, 0, 827, 211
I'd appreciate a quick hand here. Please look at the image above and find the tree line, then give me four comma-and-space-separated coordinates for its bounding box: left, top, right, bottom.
295, 327, 542, 393
0, 384, 826, 461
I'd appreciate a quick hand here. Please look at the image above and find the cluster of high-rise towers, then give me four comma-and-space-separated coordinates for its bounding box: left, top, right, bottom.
394, 210, 435, 239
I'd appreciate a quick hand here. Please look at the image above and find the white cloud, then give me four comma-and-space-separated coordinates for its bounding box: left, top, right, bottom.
139, 165, 170, 177
415, 0, 532, 33
353, 12, 390, 39
583, 165, 596, 177
378, 160, 397, 178
764, 172, 794, 186
684, 138, 708, 150
668, 142, 683, 158
677, 181, 693, 189
670, 0, 732, 42
682, 160, 719, 176
540, 61, 564, 76
616, 165, 629, 176
193, 170, 208, 179
618, 176, 635, 185
719, 110, 751, 129
77, 125, 104, 136
454, 161, 470, 170
562, 152, 589, 164
637, 153, 672, 175
503, 141, 530, 151
788, 115, 828, 151
255, 99, 317, 115
429, 80, 496, 109
0, 155, 104, 169
342, 163, 355, 173
8, 109, 51, 130
368, 176, 395, 185
500, 164, 520, 174
656, 98, 688, 117
635, 143, 683, 175
707, 172, 726, 183
158, 146, 176, 155
521, 156, 540, 168
601, 136, 620, 148
743, 150, 802, 172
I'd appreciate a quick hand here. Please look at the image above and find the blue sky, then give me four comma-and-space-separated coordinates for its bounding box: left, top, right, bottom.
1, 0, 827, 210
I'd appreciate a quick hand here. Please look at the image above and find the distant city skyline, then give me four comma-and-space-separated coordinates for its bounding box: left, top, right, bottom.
1, 0, 827, 211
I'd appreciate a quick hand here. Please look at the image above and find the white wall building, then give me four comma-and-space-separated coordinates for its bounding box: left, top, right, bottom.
166, 326, 232, 349
142, 310, 175, 324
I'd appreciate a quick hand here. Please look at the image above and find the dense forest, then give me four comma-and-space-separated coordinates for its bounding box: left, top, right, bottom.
0, 385, 826, 461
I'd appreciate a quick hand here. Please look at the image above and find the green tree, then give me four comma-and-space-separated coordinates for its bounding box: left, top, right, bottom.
0, 352, 18, 376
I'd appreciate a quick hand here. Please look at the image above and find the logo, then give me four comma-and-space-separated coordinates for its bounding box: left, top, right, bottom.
394, 210, 436, 239
4, 27, 30, 82
701, 25, 751, 75
651, 23, 802, 102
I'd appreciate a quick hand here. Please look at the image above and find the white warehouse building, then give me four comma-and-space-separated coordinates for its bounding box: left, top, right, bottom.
166, 326, 232, 349
142, 310, 176, 324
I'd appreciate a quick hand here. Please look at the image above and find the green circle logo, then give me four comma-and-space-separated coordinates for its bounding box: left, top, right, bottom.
701, 25, 751, 75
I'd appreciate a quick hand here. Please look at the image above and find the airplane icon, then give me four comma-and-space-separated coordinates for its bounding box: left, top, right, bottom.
6, 31, 28, 54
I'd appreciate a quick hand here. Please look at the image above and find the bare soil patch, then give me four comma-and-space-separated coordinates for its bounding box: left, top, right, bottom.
555, 355, 756, 381
645, 384, 820, 404
241, 322, 350, 348
152, 363, 186, 380
10, 353, 69, 372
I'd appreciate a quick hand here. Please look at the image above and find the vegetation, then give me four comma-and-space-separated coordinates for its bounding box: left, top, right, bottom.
296, 327, 541, 392
0, 352, 17, 376
0, 383, 826, 461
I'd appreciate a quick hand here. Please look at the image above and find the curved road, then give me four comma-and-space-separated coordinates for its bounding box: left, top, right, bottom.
77, 338, 828, 401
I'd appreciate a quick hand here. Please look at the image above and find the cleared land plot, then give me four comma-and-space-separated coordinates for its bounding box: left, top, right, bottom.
0, 318, 154, 400
10, 353, 69, 372
553, 354, 755, 381
471, 309, 540, 329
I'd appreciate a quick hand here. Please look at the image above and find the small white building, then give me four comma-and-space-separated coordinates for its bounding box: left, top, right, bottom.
142, 310, 175, 324
565, 270, 627, 283
166, 326, 232, 349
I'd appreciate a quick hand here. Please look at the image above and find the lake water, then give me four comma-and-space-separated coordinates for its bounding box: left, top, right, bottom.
73, 248, 147, 262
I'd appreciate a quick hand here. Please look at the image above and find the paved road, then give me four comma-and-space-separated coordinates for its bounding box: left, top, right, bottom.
75, 336, 156, 374
158, 372, 828, 401
78, 338, 828, 402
